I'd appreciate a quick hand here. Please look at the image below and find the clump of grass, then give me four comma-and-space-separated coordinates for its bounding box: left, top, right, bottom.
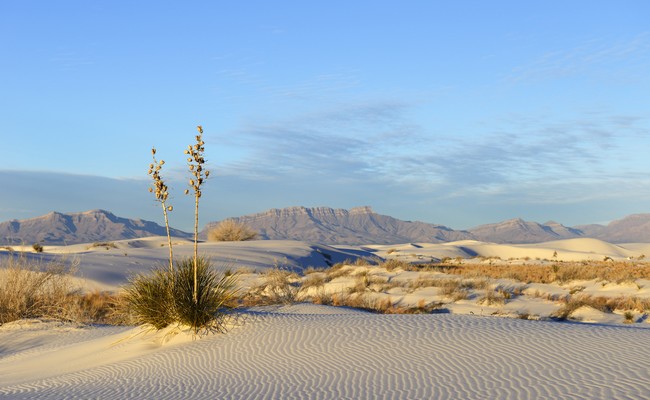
123, 266, 176, 329
439, 279, 470, 301
0, 254, 76, 325
382, 259, 409, 272
207, 219, 258, 241
123, 257, 238, 333
478, 288, 506, 306
247, 268, 300, 305
172, 257, 239, 333
623, 311, 635, 323
89, 242, 117, 250
326, 263, 354, 280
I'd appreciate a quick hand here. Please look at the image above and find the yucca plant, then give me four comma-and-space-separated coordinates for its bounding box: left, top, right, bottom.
172, 257, 238, 334
122, 259, 238, 333
184, 125, 210, 303
148, 147, 174, 273
123, 124, 239, 334
122, 266, 176, 329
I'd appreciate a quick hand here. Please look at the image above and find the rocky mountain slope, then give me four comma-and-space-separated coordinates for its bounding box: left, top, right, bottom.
3, 207, 650, 245
468, 218, 584, 244
201, 206, 473, 245
0, 209, 190, 245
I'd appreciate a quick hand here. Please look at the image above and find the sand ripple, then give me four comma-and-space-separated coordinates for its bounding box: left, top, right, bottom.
1, 307, 649, 399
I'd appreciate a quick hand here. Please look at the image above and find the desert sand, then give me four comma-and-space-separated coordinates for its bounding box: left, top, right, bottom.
2, 237, 650, 399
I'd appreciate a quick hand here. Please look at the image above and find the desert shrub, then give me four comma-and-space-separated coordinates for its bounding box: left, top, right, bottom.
172, 257, 239, 333
0, 254, 76, 325
623, 311, 635, 323
32, 243, 43, 253
89, 242, 117, 250
478, 288, 506, 306
123, 266, 176, 329
382, 259, 409, 272
247, 268, 300, 305
123, 257, 238, 333
208, 219, 258, 242
439, 279, 470, 301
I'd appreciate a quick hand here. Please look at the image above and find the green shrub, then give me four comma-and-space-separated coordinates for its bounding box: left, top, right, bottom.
172, 257, 238, 333
123, 266, 176, 329
123, 257, 238, 333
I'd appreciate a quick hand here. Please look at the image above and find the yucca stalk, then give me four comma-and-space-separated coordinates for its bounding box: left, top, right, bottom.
184, 125, 210, 303
148, 148, 174, 273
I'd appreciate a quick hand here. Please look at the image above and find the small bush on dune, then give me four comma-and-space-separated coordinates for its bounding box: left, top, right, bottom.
173, 257, 238, 333
123, 266, 176, 329
208, 219, 258, 242
124, 257, 238, 333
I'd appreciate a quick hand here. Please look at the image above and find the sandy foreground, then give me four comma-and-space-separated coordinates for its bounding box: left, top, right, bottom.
2, 237, 650, 399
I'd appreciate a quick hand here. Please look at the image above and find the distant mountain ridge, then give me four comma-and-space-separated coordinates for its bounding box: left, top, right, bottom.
3, 207, 650, 245
468, 218, 584, 244
0, 209, 190, 245
201, 206, 473, 245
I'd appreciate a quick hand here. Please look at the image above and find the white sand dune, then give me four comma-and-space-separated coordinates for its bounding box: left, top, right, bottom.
3, 238, 650, 398
1, 304, 649, 399
0, 238, 377, 291
369, 237, 647, 263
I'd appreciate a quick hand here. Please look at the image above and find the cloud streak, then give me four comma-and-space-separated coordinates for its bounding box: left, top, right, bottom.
507, 32, 650, 84
213, 103, 650, 213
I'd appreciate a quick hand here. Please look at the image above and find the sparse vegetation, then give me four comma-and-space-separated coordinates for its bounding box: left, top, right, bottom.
0, 254, 75, 324
246, 268, 300, 305
122, 125, 239, 334
208, 219, 258, 242
123, 257, 238, 333
32, 243, 43, 253
89, 242, 117, 250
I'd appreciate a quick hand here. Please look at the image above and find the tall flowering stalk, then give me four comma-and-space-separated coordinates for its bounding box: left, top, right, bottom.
184, 125, 210, 303
148, 148, 174, 273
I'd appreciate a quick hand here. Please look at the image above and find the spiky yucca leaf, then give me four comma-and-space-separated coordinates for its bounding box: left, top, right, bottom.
123, 267, 175, 329
172, 257, 239, 333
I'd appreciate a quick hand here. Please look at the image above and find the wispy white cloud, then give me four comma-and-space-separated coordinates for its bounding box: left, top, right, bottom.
213, 103, 650, 212
506, 32, 650, 84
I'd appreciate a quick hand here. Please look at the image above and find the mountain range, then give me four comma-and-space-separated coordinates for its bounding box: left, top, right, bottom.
2, 206, 650, 245
0, 209, 191, 245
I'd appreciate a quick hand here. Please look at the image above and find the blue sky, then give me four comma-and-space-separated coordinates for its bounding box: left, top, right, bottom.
1, 1, 649, 232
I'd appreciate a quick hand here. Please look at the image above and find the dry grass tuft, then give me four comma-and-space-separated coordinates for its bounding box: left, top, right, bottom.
0, 254, 78, 325
207, 219, 258, 242
245, 268, 300, 305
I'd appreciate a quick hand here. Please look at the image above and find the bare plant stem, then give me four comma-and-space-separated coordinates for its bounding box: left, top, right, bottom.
193, 193, 199, 303
185, 125, 209, 304
161, 202, 174, 273
148, 148, 174, 274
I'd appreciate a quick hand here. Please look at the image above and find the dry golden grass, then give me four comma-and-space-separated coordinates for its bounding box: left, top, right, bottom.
0, 254, 76, 324
552, 293, 650, 320
244, 268, 300, 305
406, 261, 650, 284
0, 254, 127, 326
207, 219, 258, 242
